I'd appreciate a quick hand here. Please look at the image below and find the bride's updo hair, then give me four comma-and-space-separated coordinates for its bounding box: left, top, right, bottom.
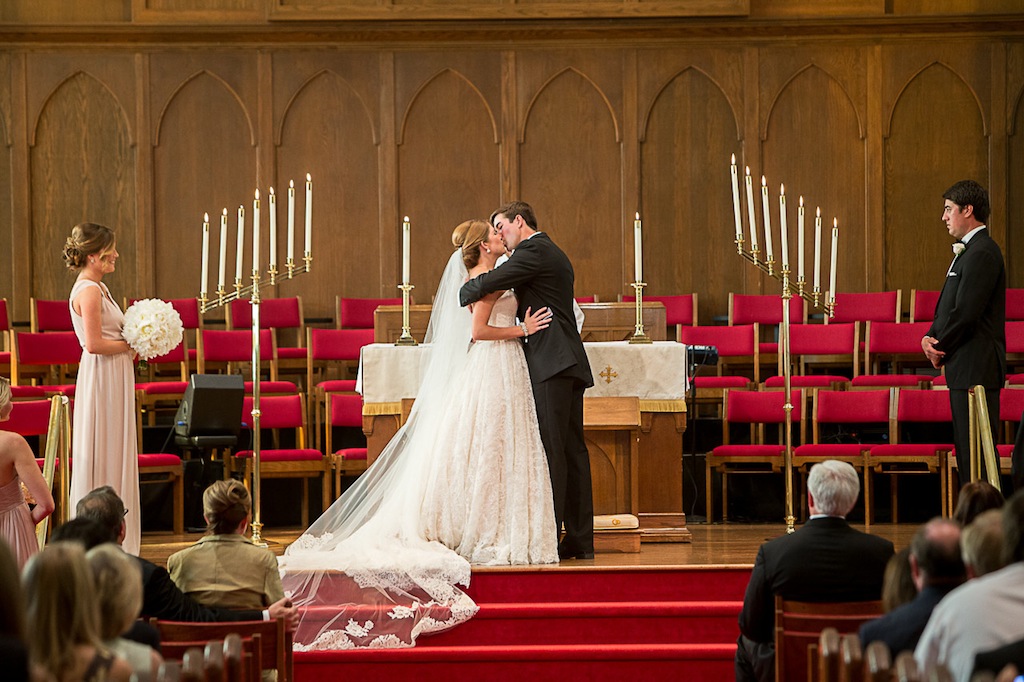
203, 479, 251, 535
451, 219, 491, 270
62, 223, 115, 271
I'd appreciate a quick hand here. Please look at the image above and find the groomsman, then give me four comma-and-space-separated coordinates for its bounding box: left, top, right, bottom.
921, 180, 1005, 487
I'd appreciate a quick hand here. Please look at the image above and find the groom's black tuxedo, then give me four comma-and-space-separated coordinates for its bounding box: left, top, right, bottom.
927, 227, 1006, 478
460, 232, 595, 556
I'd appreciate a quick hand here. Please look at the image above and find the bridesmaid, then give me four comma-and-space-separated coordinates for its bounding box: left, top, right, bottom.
0, 377, 54, 569
63, 223, 140, 555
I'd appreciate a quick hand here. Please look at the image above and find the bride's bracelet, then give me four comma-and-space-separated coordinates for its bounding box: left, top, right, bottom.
520, 322, 529, 337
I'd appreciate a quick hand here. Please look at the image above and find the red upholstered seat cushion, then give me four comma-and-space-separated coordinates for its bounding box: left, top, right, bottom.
869, 444, 949, 459
852, 375, 927, 387
764, 375, 847, 388
794, 444, 869, 457
36, 457, 70, 469
694, 376, 750, 389
760, 342, 779, 354
276, 347, 308, 360
10, 386, 47, 398
336, 447, 367, 460
317, 379, 358, 393
1008, 374, 1024, 385
997, 444, 1014, 462
136, 381, 188, 395
235, 448, 323, 462
244, 381, 298, 395
710, 445, 784, 458
138, 453, 182, 467
932, 375, 947, 386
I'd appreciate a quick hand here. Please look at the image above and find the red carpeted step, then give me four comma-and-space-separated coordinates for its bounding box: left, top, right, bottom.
295, 642, 737, 682
419, 600, 742, 646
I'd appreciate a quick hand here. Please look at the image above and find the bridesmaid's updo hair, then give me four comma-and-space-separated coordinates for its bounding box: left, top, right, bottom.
0, 376, 9, 410
203, 479, 251, 535
452, 219, 491, 270
62, 223, 115, 271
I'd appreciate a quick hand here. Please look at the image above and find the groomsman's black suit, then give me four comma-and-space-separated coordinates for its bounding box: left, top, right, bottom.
735, 516, 894, 681
460, 232, 595, 557
926, 227, 1006, 480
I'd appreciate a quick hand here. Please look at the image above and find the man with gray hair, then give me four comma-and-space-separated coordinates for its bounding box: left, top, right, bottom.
736, 460, 895, 682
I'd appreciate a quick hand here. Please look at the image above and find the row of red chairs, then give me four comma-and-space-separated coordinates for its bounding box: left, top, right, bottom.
707, 386, 1024, 524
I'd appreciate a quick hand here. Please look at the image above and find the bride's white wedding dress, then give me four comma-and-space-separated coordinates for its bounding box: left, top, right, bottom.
279, 251, 556, 651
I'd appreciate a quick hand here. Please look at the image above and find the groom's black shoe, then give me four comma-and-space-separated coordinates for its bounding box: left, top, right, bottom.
557, 546, 595, 560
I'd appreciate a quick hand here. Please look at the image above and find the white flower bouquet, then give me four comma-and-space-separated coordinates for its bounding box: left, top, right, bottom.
122, 298, 184, 361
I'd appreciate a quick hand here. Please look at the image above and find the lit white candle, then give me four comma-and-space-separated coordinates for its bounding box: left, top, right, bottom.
252, 189, 260, 273
304, 173, 312, 255
287, 180, 295, 262
634, 212, 643, 283
402, 216, 411, 285
745, 167, 758, 253
730, 155, 742, 242
218, 208, 228, 291
235, 205, 245, 282
829, 218, 839, 300
779, 184, 789, 269
268, 188, 277, 270
201, 213, 210, 296
761, 176, 773, 262
813, 207, 822, 290
797, 197, 805, 280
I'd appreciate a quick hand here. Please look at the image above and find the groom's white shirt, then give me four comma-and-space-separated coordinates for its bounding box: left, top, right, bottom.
495, 243, 585, 334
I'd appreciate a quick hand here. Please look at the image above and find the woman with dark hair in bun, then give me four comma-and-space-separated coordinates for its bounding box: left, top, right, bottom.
64, 222, 140, 555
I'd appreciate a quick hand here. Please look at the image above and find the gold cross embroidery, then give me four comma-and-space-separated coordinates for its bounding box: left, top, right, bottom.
599, 365, 617, 384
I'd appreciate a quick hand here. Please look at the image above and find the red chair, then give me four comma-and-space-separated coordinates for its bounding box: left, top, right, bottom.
793, 389, 892, 522
1006, 321, 1024, 375
866, 388, 951, 521
325, 392, 368, 496
337, 297, 402, 329
228, 297, 306, 380
678, 324, 758, 417
135, 336, 190, 439
994, 388, 1024, 499
11, 331, 80, 392
138, 452, 185, 534
129, 298, 202, 375
763, 323, 858, 390
197, 329, 277, 381
706, 389, 803, 521
729, 294, 805, 366
30, 298, 73, 332
0, 298, 11, 376
1006, 288, 1024, 322
307, 328, 373, 447
621, 293, 697, 341
909, 289, 940, 324
233, 394, 330, 527
574, 295, 598, 304
861, 321, 935, 378
830, 291, 901, 325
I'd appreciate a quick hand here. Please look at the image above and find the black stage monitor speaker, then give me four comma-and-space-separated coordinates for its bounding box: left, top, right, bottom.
174, 374, 244, 443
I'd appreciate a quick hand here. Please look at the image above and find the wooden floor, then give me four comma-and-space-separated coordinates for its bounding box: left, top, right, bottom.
137, 521, 918, 569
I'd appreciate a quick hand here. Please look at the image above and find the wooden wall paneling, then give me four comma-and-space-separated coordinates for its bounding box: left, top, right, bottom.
150, 55, 258, 305
379, 51, 398, 300
8, 53, 30, 324
0, 1, 129, 24
516, 51, 624, 302
760, 46, 867, 297
743, 46, 761, 297
882, 44, 990, 298
989, 43, 1008, 253
29, 67, 137, 304
865, 45, 884, 293
272, 54, 383, 320
134, 53, 155, 299
0, 54, 13, 314
394, 51, 503, 298
132, 0, 263, 24
639, 58, 743, 323
499, 51, 518, 202
1007, 41, 1024, 289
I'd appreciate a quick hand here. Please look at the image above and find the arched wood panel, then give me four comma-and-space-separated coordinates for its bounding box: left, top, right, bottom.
275, 71, 380, 320
1008, 43, 1024, 289
520, 69, 621, 301
0, 91, 12, 308
641, 68, 738, 321
31, 72, 136, 301
153, 72, 255, 303
398, 69, 500, 299
763, 65, 866, 297
884, 64, 988, 297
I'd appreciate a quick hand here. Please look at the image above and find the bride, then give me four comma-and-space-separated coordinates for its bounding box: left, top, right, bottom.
280, 219, 557, 650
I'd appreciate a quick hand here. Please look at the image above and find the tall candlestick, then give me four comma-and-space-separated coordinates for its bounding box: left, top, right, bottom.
304, 174, 312, 255
287, 180, 296, 262
731, 155, 743, 242
252, 189, 260, 273
829, 218, 839, 299
779, 184, 789, 269
797, 197, 805, 280
761, 176, 774, 262
268, 188, 277, 270
218, 208, 228, 292
813, 207, 822, 290
235, 205, 245, 282
402, 216, 411, 285
201, 213, 210, 295
634, 212, 643, 282
745, 167, 758, 253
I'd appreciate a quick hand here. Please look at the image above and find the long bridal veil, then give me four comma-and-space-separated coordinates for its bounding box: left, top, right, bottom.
279, 250, 479, 650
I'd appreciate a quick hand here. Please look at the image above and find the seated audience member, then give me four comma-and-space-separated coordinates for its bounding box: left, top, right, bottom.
72, 486, 297, 628
86, 544, 163, 681
0, 377, 54, 569
0, 538, 31, 682
961, 509, 1007, 578
975, 638, 1024, 681
915, 490, 1024, 682
23, 542, 132, 682
953, 480, 1004, 527
881, 547, 916, 613
860, 518, 965, 655
736, 460, 895, 682
168, 480, 284, 610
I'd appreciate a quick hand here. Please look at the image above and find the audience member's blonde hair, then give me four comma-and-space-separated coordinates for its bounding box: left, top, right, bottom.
23, 541, 104, 679
0, 376, 11, 410
881, 546, 916, 613
86, 543, 143, 640
204, 479, 251, 535
961, 509, 1006, 578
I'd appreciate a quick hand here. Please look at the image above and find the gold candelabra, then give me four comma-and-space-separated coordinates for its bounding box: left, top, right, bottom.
395, 283, 417, 346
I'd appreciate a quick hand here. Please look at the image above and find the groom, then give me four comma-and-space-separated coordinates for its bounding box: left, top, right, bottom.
460, 201, 595, 560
